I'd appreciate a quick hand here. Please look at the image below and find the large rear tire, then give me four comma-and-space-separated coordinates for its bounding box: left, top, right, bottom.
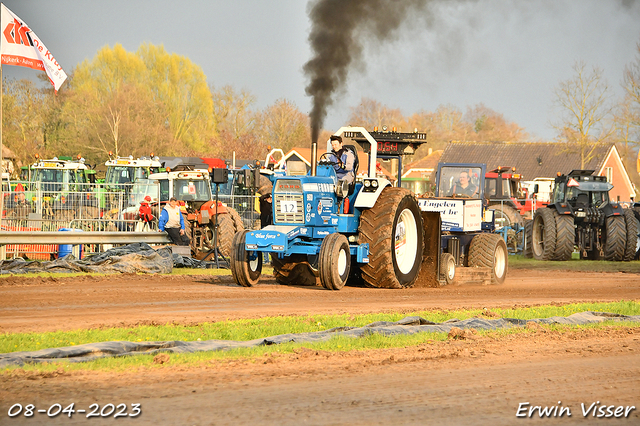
553, 212, 575, 261
468, 233, 508, 284
217, 207, 245, 258
230, 230, 262, 287
603, 215, 626, 261
318, 233, 351, 290
358, 187, 424, 289
272, 255, 319, 286
623, 209, 638, 262
531, 208, 557, 261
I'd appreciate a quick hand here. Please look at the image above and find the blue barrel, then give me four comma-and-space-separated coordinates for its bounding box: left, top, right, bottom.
58, 228, 83, 259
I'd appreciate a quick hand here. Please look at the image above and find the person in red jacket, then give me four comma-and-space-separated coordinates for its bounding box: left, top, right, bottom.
138, 195, 155, 230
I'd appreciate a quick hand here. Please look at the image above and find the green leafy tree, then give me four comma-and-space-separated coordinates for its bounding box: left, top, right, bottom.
137, 43, 214, 155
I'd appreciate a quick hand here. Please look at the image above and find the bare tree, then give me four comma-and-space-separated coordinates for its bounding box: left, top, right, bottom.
552, 61, 615, 168
348, 98, 405, 130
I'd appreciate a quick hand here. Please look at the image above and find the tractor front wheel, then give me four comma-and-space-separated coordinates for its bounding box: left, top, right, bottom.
318, 233, 351, 290
230, 230, 262, 287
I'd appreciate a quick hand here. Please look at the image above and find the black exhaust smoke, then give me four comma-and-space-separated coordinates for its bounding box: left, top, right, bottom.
303, 0, 433, 144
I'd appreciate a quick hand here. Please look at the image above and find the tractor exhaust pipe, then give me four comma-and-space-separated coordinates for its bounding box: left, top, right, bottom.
311, 141, 317, 176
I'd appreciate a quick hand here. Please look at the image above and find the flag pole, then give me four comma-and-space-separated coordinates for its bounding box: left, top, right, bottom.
0, 63, 4, 233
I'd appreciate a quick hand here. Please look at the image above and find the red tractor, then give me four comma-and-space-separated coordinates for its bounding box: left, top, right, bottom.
484, 166, 548, 227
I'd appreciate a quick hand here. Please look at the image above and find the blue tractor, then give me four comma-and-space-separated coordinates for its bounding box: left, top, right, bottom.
230, 126, 433, 290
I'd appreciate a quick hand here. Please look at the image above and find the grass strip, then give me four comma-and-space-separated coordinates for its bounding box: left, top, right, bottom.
2, 301, 638, 355
508, 255, 640, 272
2, 321, 637, 374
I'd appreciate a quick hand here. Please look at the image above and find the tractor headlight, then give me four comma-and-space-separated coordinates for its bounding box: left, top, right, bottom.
371, 180, 379, 188
364, 180, 371, 187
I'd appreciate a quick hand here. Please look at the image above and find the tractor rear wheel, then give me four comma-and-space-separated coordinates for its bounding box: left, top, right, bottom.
468, 233, 508, 284
439, 253, 456, 285
531, 208, 557, 261
272, 255, 319, 286
553, 212, 575, 261
358, 187, 424, 289
603, 216, 626, 261
623, 209, 638, 262
230, 230, 262, 287
318, 233, 351, 290
217, 207, 245, 258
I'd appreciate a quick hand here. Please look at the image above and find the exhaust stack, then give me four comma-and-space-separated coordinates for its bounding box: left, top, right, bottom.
311, 141, 317, 176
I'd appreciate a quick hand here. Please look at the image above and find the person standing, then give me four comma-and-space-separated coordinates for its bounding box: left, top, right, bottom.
158, 197, 190, 245
259, 192, 273, 228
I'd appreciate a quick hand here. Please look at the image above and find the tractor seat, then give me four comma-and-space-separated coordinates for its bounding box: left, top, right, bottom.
343, 144, 359, 196
575, 193, 589, 209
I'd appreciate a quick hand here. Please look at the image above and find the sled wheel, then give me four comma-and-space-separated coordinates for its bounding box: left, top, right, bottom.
439, 252, 456, 285
358, 187, 424, 288
469, 233, 508, 284
318, 233, 351, 290
553, 212, 575, 261
230, 230, 262, 287
531, 208, 557, 261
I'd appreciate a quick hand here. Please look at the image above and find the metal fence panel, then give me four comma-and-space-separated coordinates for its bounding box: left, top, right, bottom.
1, 181, 163, 259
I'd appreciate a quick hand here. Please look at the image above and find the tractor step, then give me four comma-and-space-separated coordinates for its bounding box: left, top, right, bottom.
453, 266, 492, 285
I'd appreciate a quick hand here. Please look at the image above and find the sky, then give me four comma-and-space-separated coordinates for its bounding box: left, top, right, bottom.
2, 0, 640, 142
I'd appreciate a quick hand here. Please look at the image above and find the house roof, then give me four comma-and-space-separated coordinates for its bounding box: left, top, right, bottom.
439, 142, 614, 181
402, 150, 442, 179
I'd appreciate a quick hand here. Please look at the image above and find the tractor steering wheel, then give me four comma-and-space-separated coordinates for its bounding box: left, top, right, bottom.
318, 152, 344, 170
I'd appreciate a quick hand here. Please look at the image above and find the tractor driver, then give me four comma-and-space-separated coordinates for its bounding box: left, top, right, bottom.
328, 135, 355, 185
451, 171, 478, 197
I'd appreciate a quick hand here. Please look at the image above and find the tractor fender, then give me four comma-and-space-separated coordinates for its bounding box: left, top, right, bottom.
601, 202, 624, 218
552, 202, 572, 216
353, 178, 391, 208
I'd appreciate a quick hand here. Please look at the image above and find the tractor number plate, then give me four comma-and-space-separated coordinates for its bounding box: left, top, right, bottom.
280, 200, 298, 213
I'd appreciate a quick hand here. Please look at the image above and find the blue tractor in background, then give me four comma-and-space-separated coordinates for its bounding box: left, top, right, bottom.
230, 126, 435, 290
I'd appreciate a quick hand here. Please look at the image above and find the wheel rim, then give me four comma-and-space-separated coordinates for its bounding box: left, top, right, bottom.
337, 247, 347, 276
394, 208, 418, 275
494, 242, 506, 279
248, 252, 259, 272
446, 257, 455, 280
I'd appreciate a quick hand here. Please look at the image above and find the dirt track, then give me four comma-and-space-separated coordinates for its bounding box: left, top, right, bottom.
1, 268, 639, 425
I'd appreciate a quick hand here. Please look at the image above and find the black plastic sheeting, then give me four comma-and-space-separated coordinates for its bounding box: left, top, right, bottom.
0, 243, 220, 274
1, 311, 638, 368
